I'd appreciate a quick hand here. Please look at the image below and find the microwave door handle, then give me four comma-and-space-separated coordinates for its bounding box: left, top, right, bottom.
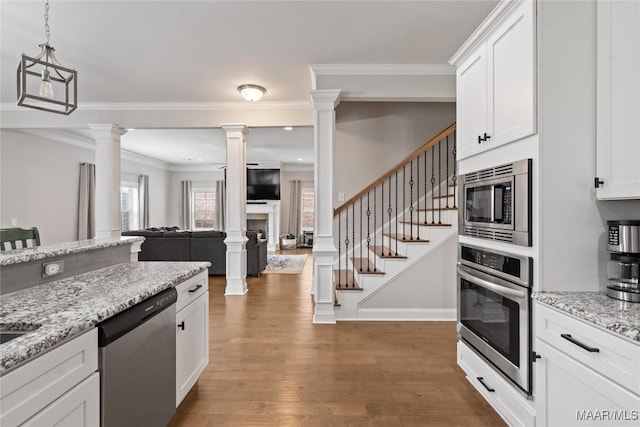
457, 266, 526, 300
493, 185, 504, 223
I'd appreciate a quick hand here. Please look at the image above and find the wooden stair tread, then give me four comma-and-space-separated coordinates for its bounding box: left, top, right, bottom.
416, 207, 458, 212
369, 245, 407, 259
399, 221, 452, 227
350, 257, 385, 274
334, 270, 362, 290
383, 233, 429, 243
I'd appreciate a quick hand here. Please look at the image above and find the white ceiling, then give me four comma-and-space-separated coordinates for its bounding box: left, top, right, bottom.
0, 0, 498, 166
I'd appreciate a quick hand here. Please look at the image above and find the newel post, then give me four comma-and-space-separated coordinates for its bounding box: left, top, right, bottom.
310, 89, 340, 324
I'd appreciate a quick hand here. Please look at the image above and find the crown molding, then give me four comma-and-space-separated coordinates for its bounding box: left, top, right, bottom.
18, 129, 95, 151
121, 149, 171, 170
0, 101, 312, 112
310, 63, 455, 76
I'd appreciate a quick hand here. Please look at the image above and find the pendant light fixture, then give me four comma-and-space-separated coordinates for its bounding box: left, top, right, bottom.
238, 84, 266, 102
17, 0, 77, 115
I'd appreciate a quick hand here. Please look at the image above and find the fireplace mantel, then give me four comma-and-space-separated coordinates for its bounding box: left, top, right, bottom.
246, 201, 280, 251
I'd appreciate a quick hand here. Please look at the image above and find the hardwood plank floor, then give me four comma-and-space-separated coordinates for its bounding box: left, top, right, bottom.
169, 249, 505, 426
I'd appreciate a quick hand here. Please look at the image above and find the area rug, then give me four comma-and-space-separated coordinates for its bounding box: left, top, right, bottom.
263, 254, 308, 274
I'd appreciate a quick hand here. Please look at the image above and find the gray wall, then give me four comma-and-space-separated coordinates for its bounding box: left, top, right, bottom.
0, 130, 170, 244
280, 168, 314, 236
334, 102, 456, 205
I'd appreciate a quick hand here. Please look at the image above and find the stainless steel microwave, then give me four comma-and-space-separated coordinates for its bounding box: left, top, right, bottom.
459, 159, 532, 246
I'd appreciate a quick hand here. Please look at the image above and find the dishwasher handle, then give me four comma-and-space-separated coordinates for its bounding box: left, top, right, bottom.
98, 287, 177, 347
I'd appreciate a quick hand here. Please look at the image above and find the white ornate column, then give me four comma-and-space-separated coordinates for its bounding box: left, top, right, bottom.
222, 124, 249, 295
310, 89, 340, 324
89, 124, 127, 239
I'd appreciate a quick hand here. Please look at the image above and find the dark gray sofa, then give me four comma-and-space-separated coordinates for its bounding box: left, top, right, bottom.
122, 228, 267, 276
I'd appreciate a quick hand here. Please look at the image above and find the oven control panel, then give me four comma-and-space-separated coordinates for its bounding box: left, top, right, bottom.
460, 244, 531, 286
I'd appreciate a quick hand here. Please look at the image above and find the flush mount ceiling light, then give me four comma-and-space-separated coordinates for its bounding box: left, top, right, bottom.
238, 84, 266, 102
17, 0, 77, 115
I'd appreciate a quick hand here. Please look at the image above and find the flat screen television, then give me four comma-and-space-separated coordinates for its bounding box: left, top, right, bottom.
246, 168, 280, 200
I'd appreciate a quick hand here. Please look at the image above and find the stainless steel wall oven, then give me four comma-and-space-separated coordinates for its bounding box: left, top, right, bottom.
459, 159, 532, 246
457, 243, 533, 395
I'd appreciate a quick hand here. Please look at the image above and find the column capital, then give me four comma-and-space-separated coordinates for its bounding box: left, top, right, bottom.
88, 124, 127, 138
221, 124, 249, 137
310, 89, 341, 110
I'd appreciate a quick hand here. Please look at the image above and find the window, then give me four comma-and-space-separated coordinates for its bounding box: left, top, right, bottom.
192, 190, 216, 229
120, 183, 139, 231
301, 188, 314, 231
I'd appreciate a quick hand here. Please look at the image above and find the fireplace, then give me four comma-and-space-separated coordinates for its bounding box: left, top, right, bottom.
246, 201, 280, 251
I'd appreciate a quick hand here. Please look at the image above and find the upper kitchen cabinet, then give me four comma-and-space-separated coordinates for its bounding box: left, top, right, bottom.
596, 0, 640, 200
451, 0, 536, 161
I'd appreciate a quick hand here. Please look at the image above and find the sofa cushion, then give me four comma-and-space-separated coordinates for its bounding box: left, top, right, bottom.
191, 230, 226, 239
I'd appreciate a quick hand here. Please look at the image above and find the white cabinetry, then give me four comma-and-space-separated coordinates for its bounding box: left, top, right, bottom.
596, 0, 640, 200
534, 303, 640, 426
176, 271, 209, 406
457, 341, 536, 427
0, 329, 99, 427
452, 0, 536, 160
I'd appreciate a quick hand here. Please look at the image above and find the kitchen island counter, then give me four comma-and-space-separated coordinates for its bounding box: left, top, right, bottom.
0, 261, 209, 374
533, 291, 640, 343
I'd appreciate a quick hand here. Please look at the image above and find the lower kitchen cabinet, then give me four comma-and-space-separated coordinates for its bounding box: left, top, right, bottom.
457, 341, 535, 427
534, 302, 640, 426
176, 272, 209, 406
0, 329, 98, 427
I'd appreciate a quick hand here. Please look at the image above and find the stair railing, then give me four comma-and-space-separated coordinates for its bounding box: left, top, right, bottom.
333, 123, 457, 289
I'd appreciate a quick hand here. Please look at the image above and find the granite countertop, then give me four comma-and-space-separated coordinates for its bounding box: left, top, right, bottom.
0, 236, 144, 266
533, 291, 640, 343
0, 261, 209, 374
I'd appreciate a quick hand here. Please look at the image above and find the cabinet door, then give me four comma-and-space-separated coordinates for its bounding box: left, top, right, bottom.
22, 373, 100, 427
176, 292, 209, 406
596, 0, 640, 199
535, 340, 640, 426
456, 44, 488, 160
486, 0, 536, 149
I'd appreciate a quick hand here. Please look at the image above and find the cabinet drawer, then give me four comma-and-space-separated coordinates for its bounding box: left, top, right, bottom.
457, 341, 535, 427
0, 328, 98, 427
535, 302, 640, 395
176, 271, 208, 312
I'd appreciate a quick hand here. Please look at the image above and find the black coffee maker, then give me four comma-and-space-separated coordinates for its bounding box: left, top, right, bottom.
606, 220, 640, 302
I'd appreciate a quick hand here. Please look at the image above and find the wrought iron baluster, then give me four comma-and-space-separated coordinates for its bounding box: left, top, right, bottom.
338, 211, 341, 287
388, 175, 393, 255
381, 180, 386, 256
430, 148, 436, 224
344, 208, 349, 286
352, 202, 355, 287
366, 191, 371, 272
402, 165, 406, 239
373, 186, 377, 272
438, 140, 442, 225
446, 135, 450, 208
359, 198, 363, 272
416, 155, 420, 240
409, 159, 415, 241
395, 170, 399, 255
424, 150, 428, 225
452, 131, 457, 209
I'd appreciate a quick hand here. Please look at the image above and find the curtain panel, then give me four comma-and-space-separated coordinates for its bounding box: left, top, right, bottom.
78, 162, 96, 240
215, 180, 226, 231
289, 180, 302, 238
181, 180, 193, 230
138, 174, 149, 229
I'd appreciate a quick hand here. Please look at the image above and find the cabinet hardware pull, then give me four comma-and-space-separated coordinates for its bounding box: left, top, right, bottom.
478, 135, 484, 144
594, 177, 604, 188
560, 333, 599, 352
178, 321, 185, 330
532, 351, 541, 362
477, 377, 495, 392
483, 132, 491, 141
188, 284, 203, 293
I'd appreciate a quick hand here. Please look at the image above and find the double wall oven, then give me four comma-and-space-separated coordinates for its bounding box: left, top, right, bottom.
457, 158, 534, 396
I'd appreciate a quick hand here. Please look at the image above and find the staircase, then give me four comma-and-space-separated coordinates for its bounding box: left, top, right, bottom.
333, 124, 458, 321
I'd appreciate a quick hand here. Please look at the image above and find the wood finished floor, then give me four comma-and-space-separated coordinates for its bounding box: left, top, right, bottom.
169, 249, 505, 426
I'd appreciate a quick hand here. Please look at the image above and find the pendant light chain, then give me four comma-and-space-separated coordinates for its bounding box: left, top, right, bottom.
44, 0, 51, 44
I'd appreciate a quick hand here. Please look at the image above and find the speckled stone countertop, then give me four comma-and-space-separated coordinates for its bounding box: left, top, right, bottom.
0, 261, 209, 374
533, 291, 640, 343
0, 236, 144, 266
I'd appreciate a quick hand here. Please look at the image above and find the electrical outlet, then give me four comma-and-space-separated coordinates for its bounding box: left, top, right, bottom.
338, 192, 345, 202
11, 218, 18, 226
43, 260, 64, 278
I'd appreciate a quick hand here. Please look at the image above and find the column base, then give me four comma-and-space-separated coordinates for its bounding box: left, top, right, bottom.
313, 303, 337, 324
225, 278, 249, 296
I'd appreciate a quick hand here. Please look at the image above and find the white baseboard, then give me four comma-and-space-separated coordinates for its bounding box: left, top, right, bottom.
338, 308, 456, 321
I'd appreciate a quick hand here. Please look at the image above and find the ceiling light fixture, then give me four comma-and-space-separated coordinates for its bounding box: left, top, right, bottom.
238, 84, 266, 102
17, 0, 77, 115
283, 126, 293, 131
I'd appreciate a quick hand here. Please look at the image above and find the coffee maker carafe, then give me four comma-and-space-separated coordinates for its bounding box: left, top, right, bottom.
606, 220, 640, 303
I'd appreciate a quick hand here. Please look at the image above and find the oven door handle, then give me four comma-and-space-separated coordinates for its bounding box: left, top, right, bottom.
457, 266, 526, 300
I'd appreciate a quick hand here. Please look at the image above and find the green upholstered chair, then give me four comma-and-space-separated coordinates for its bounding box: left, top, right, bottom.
0, 227, 41, 250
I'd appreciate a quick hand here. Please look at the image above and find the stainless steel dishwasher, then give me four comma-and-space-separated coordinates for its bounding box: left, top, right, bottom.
97, 287, 177, 427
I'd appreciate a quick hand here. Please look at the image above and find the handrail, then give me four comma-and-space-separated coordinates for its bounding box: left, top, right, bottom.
334, 122, 456, 216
